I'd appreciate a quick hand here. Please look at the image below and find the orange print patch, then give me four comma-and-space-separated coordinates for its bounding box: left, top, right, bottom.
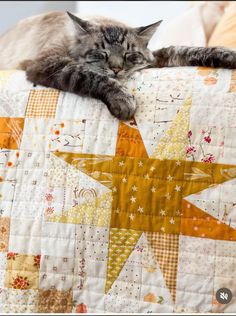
0, 217, 10, 252
229, 69, 236, 92
0, 117, 24, 149
5, 253, 40, 290
181, 199, 236, 241
116, 120, 148, 158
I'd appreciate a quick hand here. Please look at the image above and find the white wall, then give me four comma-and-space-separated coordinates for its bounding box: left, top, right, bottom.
77, 1, 189, 49
0, 1, 76, 34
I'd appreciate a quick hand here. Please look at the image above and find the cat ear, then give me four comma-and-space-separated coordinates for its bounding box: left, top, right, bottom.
67, 11, 92, 33
135, 20, 162, 42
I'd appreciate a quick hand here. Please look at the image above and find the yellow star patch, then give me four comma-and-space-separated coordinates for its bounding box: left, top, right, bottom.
53, 98, 236, 302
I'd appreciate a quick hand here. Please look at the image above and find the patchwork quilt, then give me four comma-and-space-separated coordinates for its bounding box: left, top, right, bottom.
0, 67, 236, 313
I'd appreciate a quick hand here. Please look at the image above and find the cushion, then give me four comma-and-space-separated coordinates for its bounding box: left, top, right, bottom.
208, 2, 236, 48
156, 1, 228, 49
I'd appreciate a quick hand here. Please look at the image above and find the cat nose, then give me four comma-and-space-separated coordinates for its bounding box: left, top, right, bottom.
112, 67, 122, 74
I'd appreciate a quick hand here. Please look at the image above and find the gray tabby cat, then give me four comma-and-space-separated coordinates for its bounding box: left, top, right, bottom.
0, 11, 235, 120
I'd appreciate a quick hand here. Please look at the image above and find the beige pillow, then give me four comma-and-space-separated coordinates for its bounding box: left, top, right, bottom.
208, 2, 236, 48
155, 1, 228, 49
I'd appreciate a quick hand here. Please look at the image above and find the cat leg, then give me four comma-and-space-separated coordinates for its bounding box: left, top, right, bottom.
152, 46, 236, 68
25, 51, 136, 120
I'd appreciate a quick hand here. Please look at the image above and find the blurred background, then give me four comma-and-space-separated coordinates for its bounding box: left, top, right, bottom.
0, 1, 233, 49
0, 1, 190, 50
0, 1, 188, 32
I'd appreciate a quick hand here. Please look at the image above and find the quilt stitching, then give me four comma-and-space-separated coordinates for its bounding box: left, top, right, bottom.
0, 67, 236, 313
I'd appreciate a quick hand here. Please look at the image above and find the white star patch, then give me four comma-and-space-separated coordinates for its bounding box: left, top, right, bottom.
130, 196, 136, 203
151, 186, 156, 193
160, 209, 165, 216
132, 185, 137, 192
138, 161, 143, 167
129, 213, 135, 221
169, 218, 175, 224
138, 206, 144, 213
174, 185, 181, 192
165, 192, 171, 200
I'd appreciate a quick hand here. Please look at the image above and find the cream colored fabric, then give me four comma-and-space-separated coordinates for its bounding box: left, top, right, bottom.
208, 2, 236, 48
156, 5, 206, 48
156, 1, 229, 49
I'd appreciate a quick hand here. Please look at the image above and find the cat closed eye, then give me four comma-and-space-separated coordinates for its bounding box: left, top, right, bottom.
86, 50, 108, 62
125, 52, 144, 64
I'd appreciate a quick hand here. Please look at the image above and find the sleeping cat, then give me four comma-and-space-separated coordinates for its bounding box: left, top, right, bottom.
0, 11, 235, 120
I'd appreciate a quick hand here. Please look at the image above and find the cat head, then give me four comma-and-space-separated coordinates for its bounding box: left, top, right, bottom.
67, 12, 162, 79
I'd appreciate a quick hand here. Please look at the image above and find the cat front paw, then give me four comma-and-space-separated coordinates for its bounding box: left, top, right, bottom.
208, 47, 236, 69
105, 87, 137, 120
25, 64, 40, 85
223, 49, 236, 68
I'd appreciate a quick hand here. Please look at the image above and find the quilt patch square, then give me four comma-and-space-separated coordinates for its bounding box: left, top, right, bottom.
146, 232, 179, 302
0, 117, 24, 149
25, 89, 59, 118
1, 289, 38, 313
49, 119, 85, 153
8, 218, 42, 254
39, 255, 74, 291
37, 289, 73, 313
4, 253, 40, 290
0, 217, 10, 252
229, 70, 236, 92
